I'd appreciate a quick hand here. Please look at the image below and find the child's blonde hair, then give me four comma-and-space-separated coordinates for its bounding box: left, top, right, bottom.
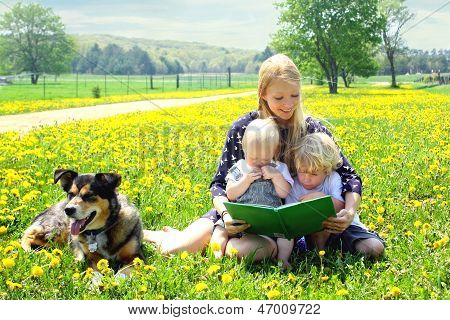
242, 118, 280, 157
293, 133, 342, 175
257, 54, 307, 172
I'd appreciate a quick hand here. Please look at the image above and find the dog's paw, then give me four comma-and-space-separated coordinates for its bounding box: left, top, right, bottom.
21, 225, 45, 252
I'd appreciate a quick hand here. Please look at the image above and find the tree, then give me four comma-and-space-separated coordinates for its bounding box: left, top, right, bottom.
272, 0, 383, 93
0, 2, 74, 84
379, 0, 414, 87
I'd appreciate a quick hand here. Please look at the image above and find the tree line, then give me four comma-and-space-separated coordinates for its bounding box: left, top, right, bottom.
0, 1, 448, 91
376, 49, 449, 75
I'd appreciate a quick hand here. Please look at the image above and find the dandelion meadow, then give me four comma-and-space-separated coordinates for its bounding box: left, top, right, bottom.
0, 85, 448, 299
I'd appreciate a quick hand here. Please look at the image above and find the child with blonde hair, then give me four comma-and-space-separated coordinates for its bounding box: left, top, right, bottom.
210, 118, 294, 268
286, 132, 367, 253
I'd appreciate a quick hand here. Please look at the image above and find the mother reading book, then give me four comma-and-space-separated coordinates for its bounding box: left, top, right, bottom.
144, 54, 385, 261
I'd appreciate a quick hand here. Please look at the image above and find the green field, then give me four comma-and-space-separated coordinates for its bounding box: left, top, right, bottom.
0, 85, 448, 299
0, 73, 259, 101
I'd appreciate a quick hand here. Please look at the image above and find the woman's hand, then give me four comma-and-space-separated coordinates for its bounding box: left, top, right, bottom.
322, 209, 355, 234
223, 213, 250, 235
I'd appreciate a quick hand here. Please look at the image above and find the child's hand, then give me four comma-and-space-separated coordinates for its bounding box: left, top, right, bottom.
261, 165, 281, 180
243, 171, 262, 184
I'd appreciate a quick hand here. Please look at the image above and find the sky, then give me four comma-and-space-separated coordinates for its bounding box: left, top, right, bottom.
0, 0, 448, 50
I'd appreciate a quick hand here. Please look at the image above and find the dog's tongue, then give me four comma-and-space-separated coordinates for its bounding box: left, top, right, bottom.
71, 217, 88, 235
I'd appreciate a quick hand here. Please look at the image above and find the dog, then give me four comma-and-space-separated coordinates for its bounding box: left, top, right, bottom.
21, 169, 143, 275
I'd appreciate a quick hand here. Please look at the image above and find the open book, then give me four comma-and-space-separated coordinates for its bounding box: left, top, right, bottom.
223, 196, 336, 239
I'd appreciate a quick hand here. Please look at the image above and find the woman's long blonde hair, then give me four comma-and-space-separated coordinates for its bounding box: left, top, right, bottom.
257, 54, 306, 173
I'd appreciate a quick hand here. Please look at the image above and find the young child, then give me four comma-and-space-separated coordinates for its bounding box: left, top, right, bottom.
210, 118, 294, 268
285, 132, 356, 255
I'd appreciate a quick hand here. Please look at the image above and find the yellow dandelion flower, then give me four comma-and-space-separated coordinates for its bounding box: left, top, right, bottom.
376, 206, 385, 214
266, 290, 281, 300
84, 267, 94, 280
144, 265, 157, 271
405, 230, 413, 237
31, 266, 44, 277
337, 289, 349, 296
9, 241, 21, 249
180, 251, 189, 260
133, 257, 144, 269
2, 258, 15, 269
377, 215, 384, 224
138, 286, 147, 294
6, 280, 22, 290
321, 276, 329, 282
195, 282, 208, 292
390, 287, 401, 296
288, 273, 297, 282
228, 247, 239, 256
408, 186, 416, 193
207, 264, 221, 275
3, 245, 14, 255
221, 273, 233, 284
433, 241, 441, 249
387, 224, 394, 231
413, 200, 422, 208
210, 242, 221, 252
156, 294, 165, 300
414, 220, 422, 228
182, 265, 191, 271
440, 236, 449, 245
0, 226, 7, 235
97, 259, 109, 271
52, 249, 63, 257
72, 272, 80, 280
368, 223, 376, 230
319, 250, 325, 257
50, 257, 60, 268
420, 223, 431, 235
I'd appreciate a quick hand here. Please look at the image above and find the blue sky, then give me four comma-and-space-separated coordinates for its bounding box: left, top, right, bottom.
0, 0, 448, 50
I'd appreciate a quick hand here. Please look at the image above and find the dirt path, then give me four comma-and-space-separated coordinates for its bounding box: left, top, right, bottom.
0, 91, 256, 133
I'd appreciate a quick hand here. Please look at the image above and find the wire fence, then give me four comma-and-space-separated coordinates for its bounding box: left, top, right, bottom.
0, 72, 259, 101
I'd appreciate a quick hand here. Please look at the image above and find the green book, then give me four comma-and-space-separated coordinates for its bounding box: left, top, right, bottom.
223, 196, 336, 239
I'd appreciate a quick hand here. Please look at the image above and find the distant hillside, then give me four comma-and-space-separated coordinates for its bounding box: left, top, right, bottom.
72, 34, 262, 74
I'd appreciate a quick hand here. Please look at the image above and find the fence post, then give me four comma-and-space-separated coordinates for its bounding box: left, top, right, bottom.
43, 75, 46, 99
176, 74, 180, 89
228, 67, 231, 87
150, 75, 154, 89
127, 73, 130, 95
146, 76, 148, 94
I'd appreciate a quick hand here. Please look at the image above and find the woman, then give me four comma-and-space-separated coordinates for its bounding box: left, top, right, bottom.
144, 54, 385, 261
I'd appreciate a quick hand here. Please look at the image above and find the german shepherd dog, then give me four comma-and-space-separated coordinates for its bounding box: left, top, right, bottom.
21, 169, 143, 275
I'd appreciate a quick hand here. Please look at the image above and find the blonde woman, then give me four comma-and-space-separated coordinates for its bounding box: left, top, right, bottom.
144, 54, 385, 260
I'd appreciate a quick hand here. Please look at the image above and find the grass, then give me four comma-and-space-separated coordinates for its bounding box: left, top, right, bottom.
0, 73, 258, 102
0, 85, 448, 299
0, 88, 255, 115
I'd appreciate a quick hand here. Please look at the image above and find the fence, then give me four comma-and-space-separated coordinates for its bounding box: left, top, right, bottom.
0, 72, 259, 101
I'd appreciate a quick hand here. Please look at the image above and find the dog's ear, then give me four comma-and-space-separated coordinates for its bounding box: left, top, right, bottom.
94, 173, 122, 190
54, 169, 78, 192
